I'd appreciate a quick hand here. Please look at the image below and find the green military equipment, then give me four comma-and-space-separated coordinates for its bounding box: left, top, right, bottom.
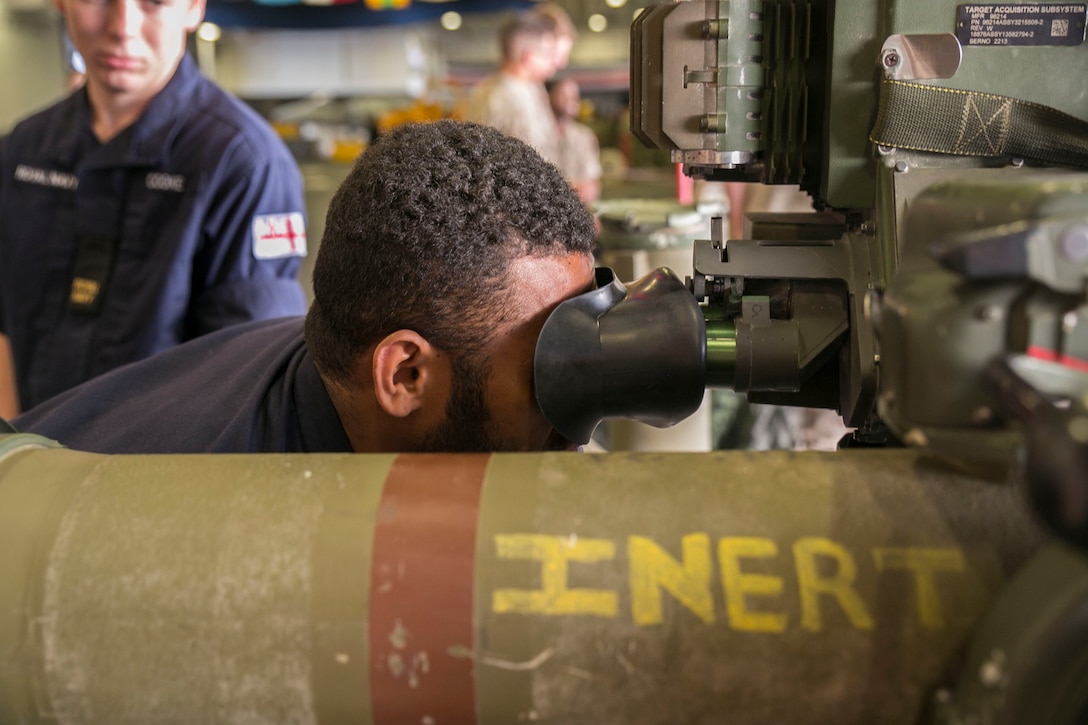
4, 0, 1088, 720
621, 0, 1088, 446
0, 440, 1050, 722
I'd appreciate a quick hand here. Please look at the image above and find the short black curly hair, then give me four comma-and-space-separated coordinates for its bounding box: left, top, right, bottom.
305, 120, 597, 383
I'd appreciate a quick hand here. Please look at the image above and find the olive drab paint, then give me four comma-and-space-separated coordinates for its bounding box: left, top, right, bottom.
0, 440, 1047, 723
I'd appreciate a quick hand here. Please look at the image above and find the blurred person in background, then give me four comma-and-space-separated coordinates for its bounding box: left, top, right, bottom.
548, 76, 601, 205
533, 1, 575, 71
0, 0, 308, 419
465, 10, 563, 166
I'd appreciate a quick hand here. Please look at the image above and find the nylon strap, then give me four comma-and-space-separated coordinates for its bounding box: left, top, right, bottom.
869, 79, 1088, 168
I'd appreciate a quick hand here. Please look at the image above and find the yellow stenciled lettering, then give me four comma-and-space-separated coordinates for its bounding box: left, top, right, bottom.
872, 547, 966, 629
492, 534, 618, 616
719, 537, 786, 633
794, 537, 874, 631
628, 534, 714, 626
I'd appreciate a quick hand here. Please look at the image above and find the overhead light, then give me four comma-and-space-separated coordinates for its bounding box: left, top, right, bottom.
196, 22, 221, 43
605, 0, 627, 7
441, 10, 462, 30
587, 13, 608, 32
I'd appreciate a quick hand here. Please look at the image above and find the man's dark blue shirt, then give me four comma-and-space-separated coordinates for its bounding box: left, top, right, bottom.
14, 318, 352, 454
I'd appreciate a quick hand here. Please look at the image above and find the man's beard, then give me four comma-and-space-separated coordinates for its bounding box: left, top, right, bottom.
415, 356, 571, 453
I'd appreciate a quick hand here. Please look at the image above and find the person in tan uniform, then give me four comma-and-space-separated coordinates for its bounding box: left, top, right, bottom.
464, 11, 562, 166
548, 77, 601, 204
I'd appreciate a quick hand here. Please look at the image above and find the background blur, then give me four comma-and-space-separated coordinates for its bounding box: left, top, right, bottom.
0, 0, 679, 302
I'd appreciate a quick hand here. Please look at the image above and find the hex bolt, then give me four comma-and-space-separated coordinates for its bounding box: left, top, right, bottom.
701, 114, 725, 133
894, 161, 908, 173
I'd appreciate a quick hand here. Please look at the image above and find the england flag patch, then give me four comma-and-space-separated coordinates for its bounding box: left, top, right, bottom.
252, 212, 307, 260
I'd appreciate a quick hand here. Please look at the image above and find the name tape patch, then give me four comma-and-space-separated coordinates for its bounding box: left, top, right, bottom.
14, 164, 78, 191
252, 212, 307, 260
145, 172, 185, 193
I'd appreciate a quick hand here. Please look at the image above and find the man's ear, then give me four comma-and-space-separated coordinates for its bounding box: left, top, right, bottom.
185, 0, 208, 32
371, 330, 448, 418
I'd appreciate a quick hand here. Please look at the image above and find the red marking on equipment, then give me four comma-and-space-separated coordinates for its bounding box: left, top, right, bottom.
369, 454, 489, 724
1027, 345, 1059, 362
1027, 345, 1088, 372
1059, 354, 1088, 372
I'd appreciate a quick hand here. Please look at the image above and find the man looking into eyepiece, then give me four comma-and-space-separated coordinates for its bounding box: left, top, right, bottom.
15, 121, 598, 454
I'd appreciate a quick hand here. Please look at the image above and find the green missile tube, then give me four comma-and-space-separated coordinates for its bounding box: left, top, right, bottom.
0, 437, 1048, 723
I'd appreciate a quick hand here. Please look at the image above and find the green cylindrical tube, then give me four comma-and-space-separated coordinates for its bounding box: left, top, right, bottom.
0, 441, 1047, 723
705, 318, 738, 388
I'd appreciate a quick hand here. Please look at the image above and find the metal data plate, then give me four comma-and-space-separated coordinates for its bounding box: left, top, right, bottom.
956, 3, 1087, 46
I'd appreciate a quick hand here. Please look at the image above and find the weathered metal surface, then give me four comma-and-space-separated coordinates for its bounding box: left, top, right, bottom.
936, 544, 1088, 725
0, 444, 1048, 723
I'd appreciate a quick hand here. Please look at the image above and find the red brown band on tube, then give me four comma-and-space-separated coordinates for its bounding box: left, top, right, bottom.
369, 454, 490, 723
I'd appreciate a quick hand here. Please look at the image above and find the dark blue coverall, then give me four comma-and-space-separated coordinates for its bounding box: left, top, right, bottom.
15, 318, 351, 454
0, 55, 309, 410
